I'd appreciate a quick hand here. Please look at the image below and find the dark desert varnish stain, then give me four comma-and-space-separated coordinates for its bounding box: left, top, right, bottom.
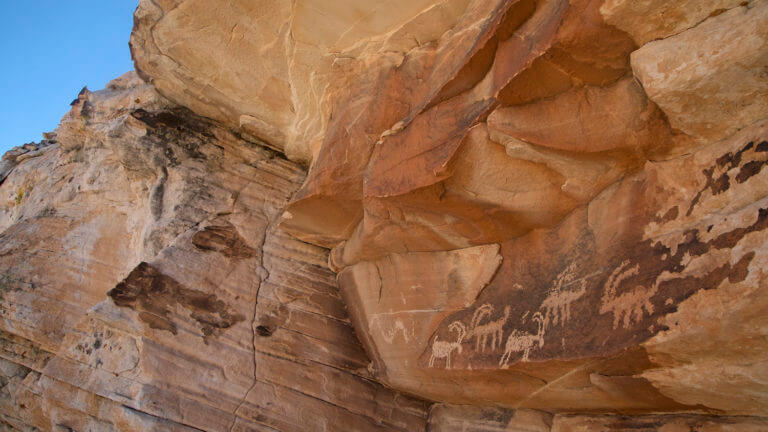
108, 262, 244, 337
687, 140, 768, 216
191, 224, 258, 259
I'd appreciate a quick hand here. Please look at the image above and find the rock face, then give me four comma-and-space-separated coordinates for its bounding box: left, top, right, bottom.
2, 0, 768, 430
0, 74, 428, 431
631, 1, 768, 142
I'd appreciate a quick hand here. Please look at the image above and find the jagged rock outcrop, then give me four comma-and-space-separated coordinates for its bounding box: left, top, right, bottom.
2, 0, 768, 430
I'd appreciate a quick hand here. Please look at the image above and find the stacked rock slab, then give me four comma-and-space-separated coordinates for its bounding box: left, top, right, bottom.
1, 0, 768, 430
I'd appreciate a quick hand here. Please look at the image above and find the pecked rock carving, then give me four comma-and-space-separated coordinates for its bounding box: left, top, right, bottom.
499, 312, 545, 368
540, 263, 588, 330
469, 304, 510, 352
429, 321, 466, 369
599, 261, 655, 330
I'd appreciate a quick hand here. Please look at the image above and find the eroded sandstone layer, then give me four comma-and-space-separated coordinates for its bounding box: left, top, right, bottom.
0, 74, 429, 431
2, 0, 768, 430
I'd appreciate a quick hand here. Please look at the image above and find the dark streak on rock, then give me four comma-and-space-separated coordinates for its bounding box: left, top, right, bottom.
652, 206, 678, 224
736, 160, 768, 183
149, 166, 168, 221
687, 141, 766, 216
131, 108, 212, 162
192, 225, 258, 259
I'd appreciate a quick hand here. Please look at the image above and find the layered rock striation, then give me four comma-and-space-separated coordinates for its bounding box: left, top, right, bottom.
0, 74, 428, 431
1, 0, 768, 430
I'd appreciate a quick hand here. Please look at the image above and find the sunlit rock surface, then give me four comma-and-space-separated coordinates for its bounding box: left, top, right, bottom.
0, 74, 428, 431
1, 0, 767, 430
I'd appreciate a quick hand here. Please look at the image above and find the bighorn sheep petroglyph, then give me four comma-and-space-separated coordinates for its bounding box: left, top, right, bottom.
429, 321, 466, 369
600, 260, 657, 329
499, 312, 544, 369
541, 263, 587, 329
470, 304, 510, 352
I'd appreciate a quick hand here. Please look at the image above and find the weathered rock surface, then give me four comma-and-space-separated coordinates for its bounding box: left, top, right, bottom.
600, 0, 747, 45
551, 414, 768, 431
2, 0, 768, 429
414, 120, 768, 412
631, 1, 768, 142
0, 74, 428, 431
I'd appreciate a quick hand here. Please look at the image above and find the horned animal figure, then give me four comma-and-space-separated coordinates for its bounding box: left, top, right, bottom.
470, 304, 510, 352
499, 312, 544, 369
379, 319, 411, 344
541, 263, 587, 329
429, 321, 466, 369
599, 260, 657, 329
470, 304, 493, 329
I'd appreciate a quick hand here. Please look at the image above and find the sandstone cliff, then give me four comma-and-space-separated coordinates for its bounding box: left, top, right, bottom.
1, 0, 768, 430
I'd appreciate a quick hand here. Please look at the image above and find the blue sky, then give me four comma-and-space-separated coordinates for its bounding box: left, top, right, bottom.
0, 1, 138, 154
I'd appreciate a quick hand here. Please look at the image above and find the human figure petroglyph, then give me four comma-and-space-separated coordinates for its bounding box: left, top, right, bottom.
469, 304, 510, 352
429, 321, 466, 369
499, 312, 544, 369
600, 260, 658, 329
540, 263, 587, 329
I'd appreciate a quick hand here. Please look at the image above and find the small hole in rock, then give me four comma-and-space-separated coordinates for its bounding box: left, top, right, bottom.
256, 325, 274, 337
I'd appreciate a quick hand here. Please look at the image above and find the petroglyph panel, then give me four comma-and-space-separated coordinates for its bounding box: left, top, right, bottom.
420, 122, 768, 380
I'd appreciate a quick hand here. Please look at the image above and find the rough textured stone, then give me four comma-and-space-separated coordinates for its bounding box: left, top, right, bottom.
428, 406, 552, 432
600, 0, 746, 45
0, 73, 428, 431
631, 1, 768, 142
552, 414, 768, 432
130, 0, 480, 163
3, 0, 768, 429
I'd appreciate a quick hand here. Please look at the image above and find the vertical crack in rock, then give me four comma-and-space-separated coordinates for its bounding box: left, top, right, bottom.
228, 209, 272, 431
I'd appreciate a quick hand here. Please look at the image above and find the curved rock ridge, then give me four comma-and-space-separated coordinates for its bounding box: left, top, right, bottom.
0, 0, 767, 430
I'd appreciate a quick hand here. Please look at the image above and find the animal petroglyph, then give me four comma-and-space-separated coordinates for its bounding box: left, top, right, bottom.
469, 304, 510, 352
540, 263, 587, 329
499, 312, 544, 368
429, 321, 466, 369
373, 318, 413, 344
600, 260, 657, 329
